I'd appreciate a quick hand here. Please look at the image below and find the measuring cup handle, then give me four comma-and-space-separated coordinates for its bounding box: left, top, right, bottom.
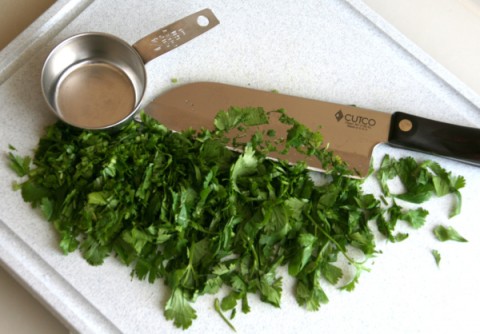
132, 8, 219, 64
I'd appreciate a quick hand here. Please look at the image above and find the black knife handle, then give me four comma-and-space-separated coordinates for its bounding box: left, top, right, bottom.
388, 111, 480, 166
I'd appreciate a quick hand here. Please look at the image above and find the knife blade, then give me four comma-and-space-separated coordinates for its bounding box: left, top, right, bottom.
144, 82, 480, 177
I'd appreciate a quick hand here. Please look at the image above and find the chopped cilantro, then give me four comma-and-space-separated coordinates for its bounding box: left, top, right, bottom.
7, 107, 467, 330
433, 225, 468, 242
8, 151, 31, 177
215, 298, 236, 331
164, 288, 197, 329
432, 249, 441, 266
375, 155, 465, 217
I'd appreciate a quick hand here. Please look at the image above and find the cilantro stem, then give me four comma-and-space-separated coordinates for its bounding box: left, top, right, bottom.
214, 298, 237, 332
306, 212, 371, 288
306, 213, 355, 264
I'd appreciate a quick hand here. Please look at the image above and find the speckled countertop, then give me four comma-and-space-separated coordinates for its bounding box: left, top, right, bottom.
1, 1, 479, 333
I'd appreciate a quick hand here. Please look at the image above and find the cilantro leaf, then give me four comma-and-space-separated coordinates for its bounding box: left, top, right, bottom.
230, 145, 258, 192
39, 197, 54, 220
288, 233, 316, 276
376, 213, 409, 243
375, 155, 465, 217
8, 151, 31, 177
87, 192, 109, 205
258, 274, 283, 307
433, 225, 468, 242
164, 288, 197, 330
80, 236, 110, 265
20, 180, 50, 206
122, 228, 152, 254
295, 272, 329, 311
59, 232, 79, 254
399, 207, 429, 229
214, 107, 269, 131
202, 277, 223, 294
221, 292, 238, 311
375, 154, 397, 196
321, 263, 343, 285
432, 250, 441, 267
449, 190, 463, 218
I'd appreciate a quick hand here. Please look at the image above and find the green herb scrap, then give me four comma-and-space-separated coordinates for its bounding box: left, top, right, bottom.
8, 145, 31, 177
375, 155, 465, 218
7, 107, 466, 330
431, 249, 441, 266
433, 225, 468, 242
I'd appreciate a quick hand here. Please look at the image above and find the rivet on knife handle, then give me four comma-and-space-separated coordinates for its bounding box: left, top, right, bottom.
388, 111, 480, 166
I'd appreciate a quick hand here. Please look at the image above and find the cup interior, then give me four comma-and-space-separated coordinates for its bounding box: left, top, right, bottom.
41, 33, 146, 130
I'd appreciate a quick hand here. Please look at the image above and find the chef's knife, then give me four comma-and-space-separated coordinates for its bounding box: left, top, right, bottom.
145, 82, 480, 177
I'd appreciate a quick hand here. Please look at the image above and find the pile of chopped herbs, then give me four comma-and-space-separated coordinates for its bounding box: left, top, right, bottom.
8, 107, 466, 330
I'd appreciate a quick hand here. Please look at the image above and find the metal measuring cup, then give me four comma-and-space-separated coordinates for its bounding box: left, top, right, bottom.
41, 8, 219, 130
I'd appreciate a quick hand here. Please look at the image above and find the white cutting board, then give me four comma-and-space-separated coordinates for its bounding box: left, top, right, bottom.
0, 1, 479, 333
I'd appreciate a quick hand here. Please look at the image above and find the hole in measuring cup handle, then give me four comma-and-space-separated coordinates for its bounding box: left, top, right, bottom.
196, 15, 210, 27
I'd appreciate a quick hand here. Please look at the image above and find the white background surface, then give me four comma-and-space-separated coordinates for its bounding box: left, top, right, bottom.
365, 0, 480, 96
0, 1, 479, 333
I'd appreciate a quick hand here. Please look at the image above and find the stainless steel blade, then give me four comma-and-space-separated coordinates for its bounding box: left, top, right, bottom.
145, 82, 392, 176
